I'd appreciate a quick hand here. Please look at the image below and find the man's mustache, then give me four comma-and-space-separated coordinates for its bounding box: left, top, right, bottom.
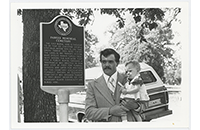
103, 67, 111, 70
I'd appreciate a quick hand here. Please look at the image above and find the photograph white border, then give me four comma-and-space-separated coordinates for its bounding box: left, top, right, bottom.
10, 1, 190, 129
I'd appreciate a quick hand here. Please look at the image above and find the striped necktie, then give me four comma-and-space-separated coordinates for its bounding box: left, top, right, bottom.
107, 77, 115, 94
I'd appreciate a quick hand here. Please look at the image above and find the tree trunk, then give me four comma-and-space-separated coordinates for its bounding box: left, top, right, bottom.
22, 9, 60, 122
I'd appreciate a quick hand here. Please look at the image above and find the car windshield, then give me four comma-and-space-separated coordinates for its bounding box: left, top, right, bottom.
140, 71, 157, 84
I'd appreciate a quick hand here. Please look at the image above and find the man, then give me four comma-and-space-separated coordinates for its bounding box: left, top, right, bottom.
85, 48, 141, 122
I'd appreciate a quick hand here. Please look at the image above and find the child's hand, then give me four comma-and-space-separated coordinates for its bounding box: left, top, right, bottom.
120, 87, 125, 93
122, 89, 127, 95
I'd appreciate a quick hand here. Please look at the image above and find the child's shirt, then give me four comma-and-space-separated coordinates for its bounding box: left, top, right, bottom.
120, 74, 150, 101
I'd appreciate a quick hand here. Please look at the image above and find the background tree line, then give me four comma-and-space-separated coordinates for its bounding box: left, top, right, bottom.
19, 8, 181, 122
102, 8, 181, 85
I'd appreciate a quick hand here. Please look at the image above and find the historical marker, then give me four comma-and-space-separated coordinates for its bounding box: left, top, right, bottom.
40, 15, 85, 94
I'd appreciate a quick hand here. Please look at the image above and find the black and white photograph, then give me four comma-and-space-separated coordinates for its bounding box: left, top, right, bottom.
10, 1, 190, 129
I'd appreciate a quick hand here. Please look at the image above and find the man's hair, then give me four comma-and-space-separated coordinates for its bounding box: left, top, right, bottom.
125, 60, 141, 72
100, 48, 120, 63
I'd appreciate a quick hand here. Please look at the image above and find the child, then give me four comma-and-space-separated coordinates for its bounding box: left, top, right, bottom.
119, 61, 150, 122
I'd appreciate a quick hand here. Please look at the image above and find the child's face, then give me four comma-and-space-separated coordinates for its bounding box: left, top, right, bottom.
125, 63, 139, 80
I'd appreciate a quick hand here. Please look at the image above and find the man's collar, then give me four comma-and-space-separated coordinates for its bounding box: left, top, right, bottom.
103, 71, 118, 82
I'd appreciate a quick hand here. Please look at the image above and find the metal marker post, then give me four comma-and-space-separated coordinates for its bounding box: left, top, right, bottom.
58, 89, 70, 122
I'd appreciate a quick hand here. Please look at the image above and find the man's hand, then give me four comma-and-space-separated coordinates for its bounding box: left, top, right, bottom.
109, 105, 129, 117
121, 98, 140, 110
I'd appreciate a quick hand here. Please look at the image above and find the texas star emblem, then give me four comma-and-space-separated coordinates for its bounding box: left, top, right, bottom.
54, 17, 72, 36
58, 21, 69, 32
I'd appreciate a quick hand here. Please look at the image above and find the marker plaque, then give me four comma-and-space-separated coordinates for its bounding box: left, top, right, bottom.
40, 15, 85, 94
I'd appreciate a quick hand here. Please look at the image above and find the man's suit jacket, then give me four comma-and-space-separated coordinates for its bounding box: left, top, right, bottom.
85, 72, 137, 122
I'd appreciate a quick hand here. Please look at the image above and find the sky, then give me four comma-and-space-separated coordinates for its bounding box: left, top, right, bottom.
87, 11, 115, 45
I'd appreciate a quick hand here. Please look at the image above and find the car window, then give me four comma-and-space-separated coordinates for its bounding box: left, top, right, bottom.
140, 71, 157, 84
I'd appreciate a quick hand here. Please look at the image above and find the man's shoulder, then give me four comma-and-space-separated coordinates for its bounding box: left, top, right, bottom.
88, 75, 103, 84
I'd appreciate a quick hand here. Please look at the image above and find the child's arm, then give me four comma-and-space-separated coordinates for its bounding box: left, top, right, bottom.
125, 77, 143, 94
118, 82, 140, 94
125, 85, 140, 94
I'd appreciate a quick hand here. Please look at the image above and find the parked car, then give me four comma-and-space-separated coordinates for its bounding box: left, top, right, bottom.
68, 63, 172, 122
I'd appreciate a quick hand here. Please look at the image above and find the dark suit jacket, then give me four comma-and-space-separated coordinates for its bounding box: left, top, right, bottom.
85, 72, 137, 122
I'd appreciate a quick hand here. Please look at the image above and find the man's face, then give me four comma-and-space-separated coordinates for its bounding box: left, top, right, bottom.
101, 54, 118, 77
125, 64, 138, 80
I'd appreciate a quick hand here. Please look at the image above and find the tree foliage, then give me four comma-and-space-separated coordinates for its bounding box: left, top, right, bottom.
60, 8, 94, 26
103, 8, 181, 84
85, 30, 98, 68
164, 56, 181, 85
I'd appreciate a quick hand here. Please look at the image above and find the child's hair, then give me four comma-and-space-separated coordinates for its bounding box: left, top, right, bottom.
125, 60, 141, 72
